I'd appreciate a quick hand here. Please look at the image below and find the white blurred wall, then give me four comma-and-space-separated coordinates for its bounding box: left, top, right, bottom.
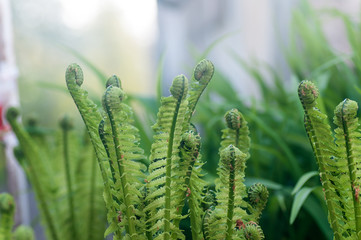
157, 0, 298, 98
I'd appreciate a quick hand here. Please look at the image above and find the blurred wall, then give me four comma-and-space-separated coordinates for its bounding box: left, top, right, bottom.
157, 0, 298, 98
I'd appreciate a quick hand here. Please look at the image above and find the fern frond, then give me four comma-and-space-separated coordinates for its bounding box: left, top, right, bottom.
208, 145, 248, 240
334, 99, 361, 238
186, 59, 214, 123
298, 80, 343, 239
146, 75, 189, 239
240, 222, 265, 240
65, 64, 122, 238
247, 183, 268, 222
101, 81, 147, 239
174, 130, 206, 240
220, 109, 250, 159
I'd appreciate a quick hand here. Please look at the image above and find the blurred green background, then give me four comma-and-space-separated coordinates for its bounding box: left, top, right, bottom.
2, 0, 361, 239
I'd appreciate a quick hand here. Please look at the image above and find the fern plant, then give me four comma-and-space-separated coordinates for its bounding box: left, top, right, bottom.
298, 80, 361, 240
62, 59, 268, 239
0, 192, 34, 240
5, 111, 106, 240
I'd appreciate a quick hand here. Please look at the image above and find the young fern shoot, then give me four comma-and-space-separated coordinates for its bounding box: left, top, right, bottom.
62, 59, 268, 240
204, 109, 268, 240
299, 80, 361, 240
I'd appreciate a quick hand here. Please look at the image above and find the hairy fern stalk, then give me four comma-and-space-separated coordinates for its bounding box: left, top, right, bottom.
8, 59, 268, 240
299, 80, 361, 240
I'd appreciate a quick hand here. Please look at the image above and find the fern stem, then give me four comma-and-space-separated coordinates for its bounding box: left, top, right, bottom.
235, 129, 239, 149
143, 187, 153, 240
339, 101, 361, 239
226, 152, 235, 240
98, 120, 119, 192
186, 168, 198, 240
87, 151, 97, 240
98, 120, 124, 237
164, 100, 181, 240
62, 125, 77, 240
6, 109, 59, 240
104, 89, 137, 238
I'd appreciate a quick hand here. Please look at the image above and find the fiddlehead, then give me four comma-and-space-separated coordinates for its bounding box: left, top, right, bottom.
146, 75, 189, 239
247, 183, 268, 222
221, 109, 250, 159
242, 223, 265, 240
186, 59, 214, 124
0, 193, 15, 240
106, 75, 121, 88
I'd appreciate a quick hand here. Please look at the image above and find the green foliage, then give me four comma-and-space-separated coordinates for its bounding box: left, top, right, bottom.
6, 110, 106, 240
65, 60, 268, 239
299, 80, 361, 239
205, 109, 268, 240
0, 193, 35, 240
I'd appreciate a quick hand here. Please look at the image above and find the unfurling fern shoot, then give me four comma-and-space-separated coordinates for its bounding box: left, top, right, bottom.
298, 80, 361, 240
204, 109, 267, 240
146, 75, 189, 239
61, 60, 268, 240
334, 99, 361, 238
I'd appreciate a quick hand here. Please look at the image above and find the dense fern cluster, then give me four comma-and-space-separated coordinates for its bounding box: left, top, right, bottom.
299, 80, 361, 240
6, 60, 268, 239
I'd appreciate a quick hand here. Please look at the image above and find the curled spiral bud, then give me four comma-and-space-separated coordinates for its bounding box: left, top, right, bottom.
13, 226, 35, 240
102, 86, 125, 111
202, 190, 216, 211
243, 223, 265, 240
298, 80, 319, 107
5, 107, 19, 121
194, 59, 214, 85
66, 63, 84, 86
180, 130, 201, 153
106, 75, 122, 88
225, 109, 243, 130
59, 115, 74, 131
0, 193, 15, 214
334, 99, 358, 124
248, 183, 268, 210
220, 144, 246, 170
170, 75, 188, 101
